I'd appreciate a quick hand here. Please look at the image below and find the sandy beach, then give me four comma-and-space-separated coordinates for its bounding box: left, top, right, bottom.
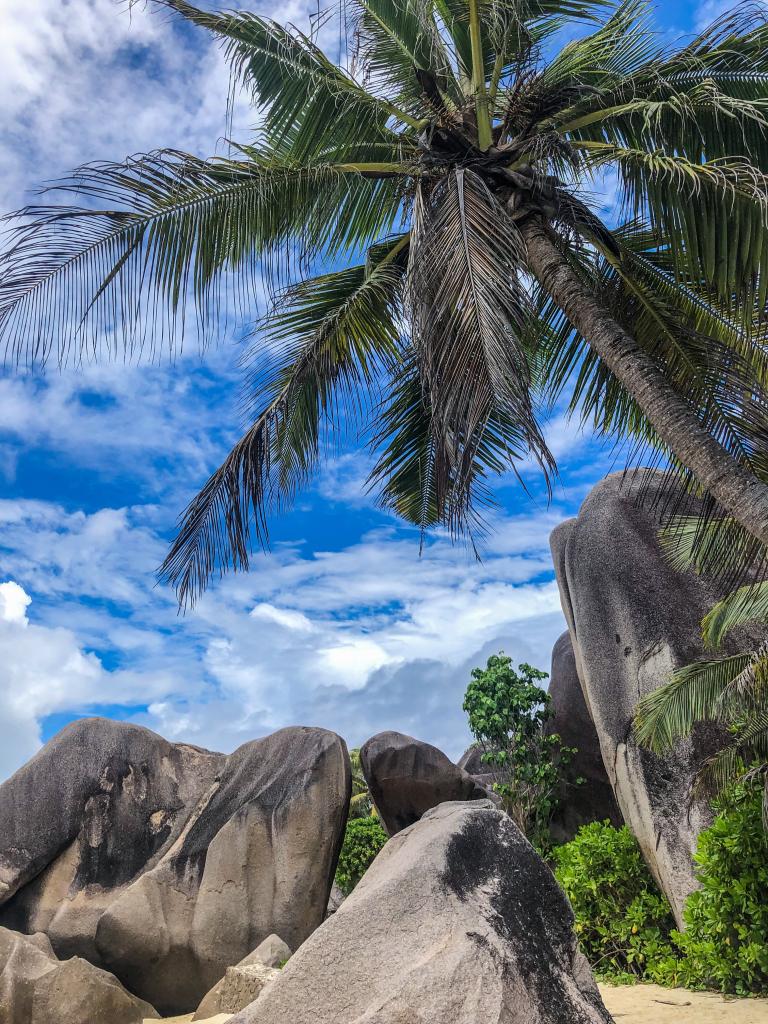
149, 986, 768, 1023
599, 984, 768, 1022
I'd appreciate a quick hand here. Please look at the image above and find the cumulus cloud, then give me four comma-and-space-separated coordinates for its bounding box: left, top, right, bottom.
0, 577, 193, 778
0, 491, 571, 775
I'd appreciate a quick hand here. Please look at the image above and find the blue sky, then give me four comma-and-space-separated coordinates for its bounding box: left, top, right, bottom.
0, 0, 721, 778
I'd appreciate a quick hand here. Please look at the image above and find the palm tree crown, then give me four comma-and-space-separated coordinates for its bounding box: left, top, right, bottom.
3, 0, 768, 605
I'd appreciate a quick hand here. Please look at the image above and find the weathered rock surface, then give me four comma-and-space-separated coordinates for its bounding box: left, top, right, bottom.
326, 881, 346, 917
548, 631, 623, 842
0, 717, 222, 964
0, 924, 158, 1024
360, 731, 489, 835
229, 800, 613, 1024
456, 743, 499, 790
0, 720, 350, 1014
551, 472, 768, 925
246, 934, 292, 970
193, 962, 279, 1020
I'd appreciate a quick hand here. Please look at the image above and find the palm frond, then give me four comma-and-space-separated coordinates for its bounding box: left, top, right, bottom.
694, 714, 768, 803
406, 168, 554, 535
553, 4, 768, 165
541, 0, 659, 92
154, 0, 426, 154
716, 641, 768, 718
575, 142, 768, 308
160, 239, 407, 604
352, 0, 462, 113
634, 652, 751, 753
369, 347, 536, 535
0, 151, 410, 366
702, 580, 768, 648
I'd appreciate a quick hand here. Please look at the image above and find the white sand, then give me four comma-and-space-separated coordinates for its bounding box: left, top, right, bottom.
599, 983, 768, 1022
149, 986, 768, 1023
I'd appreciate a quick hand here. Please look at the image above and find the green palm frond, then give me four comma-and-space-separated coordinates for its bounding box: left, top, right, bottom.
553, 5, 768, 163
702, 580, 768, 648
541, 0, 659, 91
154, 0, 426, 149
534, 218, 768, 501
660, 514, 756, 576
575, 143, 768, 307
0, 151, 410, 365
716, 642, 768, 716
664, 4, 768, 99
160, 240, 407, 604
634, 652, 751, 754
694, 716, 768, 804
354, 0, 462, 113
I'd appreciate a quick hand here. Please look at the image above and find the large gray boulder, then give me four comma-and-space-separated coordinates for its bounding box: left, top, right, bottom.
0, 717, 222, 963
360, 731, 489, 835
0, 720, 350, 1014
548, 631, 622, 842
229, 800, 613, 1024
550, 472, 767, 925
0, 925, 158, 1024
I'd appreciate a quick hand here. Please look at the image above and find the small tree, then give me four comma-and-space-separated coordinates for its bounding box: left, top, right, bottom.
463, 653, 578, 851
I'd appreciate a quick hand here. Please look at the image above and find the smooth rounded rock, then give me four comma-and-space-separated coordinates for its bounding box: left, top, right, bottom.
0, 924, 158, 1024
360, 731, 489, 835
548, 630, 623, 842
229, 800, 613, 1024
0, 721, 350, 1015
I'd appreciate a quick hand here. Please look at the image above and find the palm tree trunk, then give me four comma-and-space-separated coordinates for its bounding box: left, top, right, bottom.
521, 217, 768, 548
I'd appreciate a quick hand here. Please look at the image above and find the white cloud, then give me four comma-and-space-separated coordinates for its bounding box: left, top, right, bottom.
0, 490, 570, 775
0, 578, 193, 778
251, 603, 317, 632
0, 581, 31, 626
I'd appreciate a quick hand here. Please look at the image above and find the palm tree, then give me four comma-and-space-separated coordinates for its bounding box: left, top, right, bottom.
3, 0, 768, 605
349, 747, 376, 819
634, 578, 768, 823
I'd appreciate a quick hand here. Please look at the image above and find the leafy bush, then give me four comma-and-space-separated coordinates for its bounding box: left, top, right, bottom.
654, 782, 768, 995
335, 817, 388, 896
463, 653, 579, 852
553, 821, 679, 984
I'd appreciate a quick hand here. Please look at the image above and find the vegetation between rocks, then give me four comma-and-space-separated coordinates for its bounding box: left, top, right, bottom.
335, 817, 389, 896
463, 653, 579, 853
553, 820, 678, 985
555, 782, 768, 995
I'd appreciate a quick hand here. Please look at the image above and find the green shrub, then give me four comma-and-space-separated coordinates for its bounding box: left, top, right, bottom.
655, 782, 768, 996
553, 820, 679, 984
335, 817, 388, 896
463, 653, 579, 853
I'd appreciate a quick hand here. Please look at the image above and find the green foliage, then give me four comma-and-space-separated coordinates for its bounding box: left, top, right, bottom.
553, 821, 679, 984
462, 653, 579, 852
654, 782, 768, 995
635, 575, 768, 805
335, 816, 388, 896
349, 747, 376, 819
556, 787, 768, 995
